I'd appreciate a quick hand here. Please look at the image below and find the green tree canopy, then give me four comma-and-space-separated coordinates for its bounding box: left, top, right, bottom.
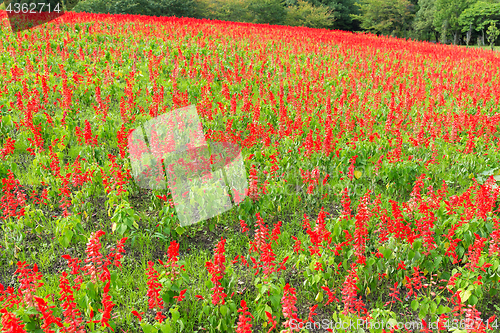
284, 0, 335, 28
433, 0, 477, 43
74, 0, 195, 17
288, 0, 360, 31
351, 0, 416, 36
458, 0, 500, 32
413, 0, 437, 36
247, 0, 287, 25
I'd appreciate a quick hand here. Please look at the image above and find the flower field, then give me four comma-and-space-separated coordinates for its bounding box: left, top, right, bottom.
1, 10, 500, 333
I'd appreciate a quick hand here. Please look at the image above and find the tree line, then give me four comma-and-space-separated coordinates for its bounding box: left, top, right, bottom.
67, 0, 500, 47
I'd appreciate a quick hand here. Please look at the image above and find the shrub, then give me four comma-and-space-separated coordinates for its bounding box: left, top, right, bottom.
284, 0, 334, 29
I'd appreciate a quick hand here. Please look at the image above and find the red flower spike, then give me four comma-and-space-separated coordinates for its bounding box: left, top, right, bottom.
236, 299, 253, 333
173, 289, 187, 303
131, 310, 144, 322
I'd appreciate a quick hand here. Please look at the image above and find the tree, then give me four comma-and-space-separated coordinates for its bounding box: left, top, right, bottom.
193, 0, 254, 22
74, 0, 195, 17
194, 0, 286, 25
433, 0, 477, 44
487, 21, 500, 49
284, 0, 335, 28
413, 0, 440, 41
351, 0, 416, 37
291, 0, 360, 31
458, 1, 500, 45
247, 0, 287, 25
73, 0, 114, 14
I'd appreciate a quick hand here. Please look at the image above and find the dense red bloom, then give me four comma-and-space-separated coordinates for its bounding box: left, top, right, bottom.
306, 209, 331, 257
240, 219, 249, 233
321, 286, 340, 305
83, 230, 106, 283
146, 261, 163, 311
270, 221, 282, 245
465, 233, 488, 272
250, 213, 268, 254
340, 188, 352, 221
99, 281, 115, 331
291, 236, 304, 254
0, 170, 26, 219
117, 124, 133, 159
0, 309, 27, 333
248, 164, 260, 201
341, 263, 367, 316
353, 191, 370, 265
15, 262, 44, 308
265, 311, 277, 333
281, 283, 301, 331
205, 238, 227, 305
236, 300, 253, 333
34, 296, 64, 333
59, 272, 85, 333
0, 138, 15, 160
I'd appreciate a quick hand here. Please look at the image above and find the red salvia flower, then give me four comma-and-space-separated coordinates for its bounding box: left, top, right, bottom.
291, 236, 304, 254
354, 191, 370, 265
131, 310, 144, 322
99, 281, 115, 331
205, 238, 227, 306
34, 296, 64, 333
0, 138, 15, 160
281, 283, 301, 331
236, 300, 253, 333
173, 289, 187, 303
15, 262, 44, 308
83, 230, 105, 283
308, 304, 318, 323
347, 155, 358, 180
146, 261, 163, 311
465, 233, 487, 272
248, 164, 260, 201
340, 188, 352, 221
384, 282, 401, 307
240, 219, 249, 233
321, 286, 340, 305
0, 309, 28, 333
0, 170, 26, 219
59, 272, 85, 333
265, 311, 277, 333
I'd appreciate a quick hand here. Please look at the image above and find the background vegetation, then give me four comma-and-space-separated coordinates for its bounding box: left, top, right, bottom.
1, 0, 500, 46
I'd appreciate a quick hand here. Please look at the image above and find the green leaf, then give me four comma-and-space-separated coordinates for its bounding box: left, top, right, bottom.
116, 223, 128, 235
170, 306, 180, 323
175, 226, 185, 236
460, 289, 471, 303
419, 302, 429, 318
434, 256, 443, 270
140, 323, 155, 333
59, 229, 73, 247
315, 291, 324, 302
160, 323, 172, 333
25, 307, 40, 315
437, 305, 451, 314
411, 300, 419, 311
